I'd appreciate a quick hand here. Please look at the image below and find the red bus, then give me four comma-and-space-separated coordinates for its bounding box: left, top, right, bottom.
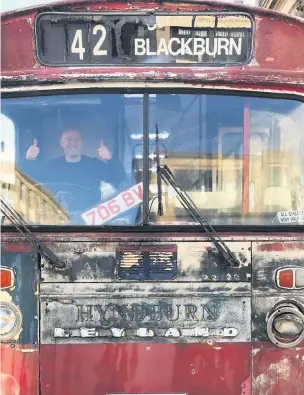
1, 1, 304, 395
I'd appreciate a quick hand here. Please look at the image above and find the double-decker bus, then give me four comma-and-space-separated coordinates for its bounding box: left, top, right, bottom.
1, 1, 304, 394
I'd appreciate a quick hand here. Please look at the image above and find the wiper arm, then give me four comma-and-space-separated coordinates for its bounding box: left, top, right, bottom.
155, 123, 164, 216
0, 198, 65, 268
158, 165, 240, 268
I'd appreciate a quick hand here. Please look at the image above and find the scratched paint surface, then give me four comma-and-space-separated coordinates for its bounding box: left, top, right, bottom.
40, 343, 250, 395
252, 343, 304, 395
1, 2, 304, 394
0, 345, 39, 395
40, 283, 251, 344
1, 1, 304, 88
2, 233, 304, 394
40, 240, 251, 282
252, 242, 304, 395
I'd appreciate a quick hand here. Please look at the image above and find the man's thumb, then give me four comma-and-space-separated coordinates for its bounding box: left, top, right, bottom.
33, 138, 38, 147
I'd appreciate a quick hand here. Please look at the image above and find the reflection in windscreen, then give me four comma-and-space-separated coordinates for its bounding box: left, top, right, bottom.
1, 92, 304, 226
147, 94, 304, 226
1, 94, 143, 226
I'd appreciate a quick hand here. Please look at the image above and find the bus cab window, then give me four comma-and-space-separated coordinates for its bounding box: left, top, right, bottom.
148, 94, 304, 225
2, 94, 143, 226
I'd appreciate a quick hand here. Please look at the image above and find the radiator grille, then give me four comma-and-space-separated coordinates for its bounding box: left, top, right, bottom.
117, 245, 177, 280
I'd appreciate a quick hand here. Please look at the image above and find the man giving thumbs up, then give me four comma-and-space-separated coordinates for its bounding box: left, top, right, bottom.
22, 129, 126, 211
98, 140, 112, 161
25, 138, 40, 160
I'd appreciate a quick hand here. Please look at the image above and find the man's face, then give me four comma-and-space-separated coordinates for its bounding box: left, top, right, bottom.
60, 130, 83, 158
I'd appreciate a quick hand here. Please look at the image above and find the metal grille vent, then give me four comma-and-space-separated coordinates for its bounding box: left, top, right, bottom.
117, 245, 177, 280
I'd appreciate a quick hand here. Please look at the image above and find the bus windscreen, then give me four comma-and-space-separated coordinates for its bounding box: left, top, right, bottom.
1, 93, 304, 227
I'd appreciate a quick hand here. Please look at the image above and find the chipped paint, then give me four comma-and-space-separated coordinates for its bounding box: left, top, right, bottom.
15, 348, 37, 353
0, 373, 20, 395
0, 291, 13, 302
1, 1, 304, 394
1, 1, 304, 88
1, 81, 304, 97
269, 357, 291, 380
241, 377, 251, 395
253, 355, 299, 395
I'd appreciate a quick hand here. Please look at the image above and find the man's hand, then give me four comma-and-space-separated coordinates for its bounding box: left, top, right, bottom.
26, 139, 40, 160
98, 140, 112, 161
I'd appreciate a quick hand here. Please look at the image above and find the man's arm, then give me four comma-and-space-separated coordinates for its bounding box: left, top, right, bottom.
95, 141, 129, 188
99, 158, 127, 189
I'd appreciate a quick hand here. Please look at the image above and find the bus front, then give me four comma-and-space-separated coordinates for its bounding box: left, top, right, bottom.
1, 1, 304, 395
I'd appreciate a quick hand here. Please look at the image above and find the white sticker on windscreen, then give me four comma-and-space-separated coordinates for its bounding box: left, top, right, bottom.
277, 210, 304, 224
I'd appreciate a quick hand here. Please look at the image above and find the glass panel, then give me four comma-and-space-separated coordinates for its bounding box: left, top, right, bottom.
1, 94, 143, 226
148, 94, 304, 225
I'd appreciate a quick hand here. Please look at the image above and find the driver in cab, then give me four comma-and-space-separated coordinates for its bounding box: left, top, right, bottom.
24, 128, 125, 212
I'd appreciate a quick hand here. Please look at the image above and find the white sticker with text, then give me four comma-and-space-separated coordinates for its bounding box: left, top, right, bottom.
81, 183, 143, 225
277, 210, 304, 224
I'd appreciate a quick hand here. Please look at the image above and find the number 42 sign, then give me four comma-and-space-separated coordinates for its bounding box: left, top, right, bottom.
81, 183, 143, 225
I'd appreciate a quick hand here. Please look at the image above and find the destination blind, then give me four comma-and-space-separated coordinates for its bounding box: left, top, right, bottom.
36, 13, 253, 66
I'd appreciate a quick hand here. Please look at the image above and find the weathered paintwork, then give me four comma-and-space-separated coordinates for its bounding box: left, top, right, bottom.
0, 344, 39, 395
2, 1, 304, 395
2, 233, 304, 394
1, 0, 304, 89
39, 343, 251, 395
0, 253, 39, 395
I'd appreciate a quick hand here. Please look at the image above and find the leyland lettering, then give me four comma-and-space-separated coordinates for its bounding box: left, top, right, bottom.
76, 301, 221, 327
54, 326, 239, 339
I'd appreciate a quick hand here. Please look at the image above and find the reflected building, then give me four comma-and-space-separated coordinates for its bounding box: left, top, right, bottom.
1, 165, 69, 225
260, 0, 304, 17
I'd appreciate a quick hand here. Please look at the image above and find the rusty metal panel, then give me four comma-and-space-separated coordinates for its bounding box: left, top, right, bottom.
252, 241, 304, 294
252, 241, 304, 395
0, 252, 39, 345
41, 240, 251, 283
40, 282, 251, 344
252, 295, 304, 342
0, 252, 39, 395
1, 2, 304, 87
39, 342, 251, 395
252, 343, 304, 395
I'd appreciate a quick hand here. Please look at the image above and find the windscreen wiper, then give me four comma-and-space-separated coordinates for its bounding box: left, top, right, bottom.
0, 198, 65, 268
157, 165, 240, 268
155, 123, 164, 216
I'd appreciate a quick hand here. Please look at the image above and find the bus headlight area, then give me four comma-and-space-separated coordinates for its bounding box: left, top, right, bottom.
267, 303, 304, 348
0, 301, 22, 342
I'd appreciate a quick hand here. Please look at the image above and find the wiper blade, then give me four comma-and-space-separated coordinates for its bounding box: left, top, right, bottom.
155, 123, 164, 216
158, 165, 240, 268
0, 198, 65, 268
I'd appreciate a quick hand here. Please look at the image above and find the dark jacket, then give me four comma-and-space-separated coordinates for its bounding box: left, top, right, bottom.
20, 155, 126, 211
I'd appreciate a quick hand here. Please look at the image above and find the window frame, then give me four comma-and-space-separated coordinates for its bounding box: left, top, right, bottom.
2, 87, 304, 231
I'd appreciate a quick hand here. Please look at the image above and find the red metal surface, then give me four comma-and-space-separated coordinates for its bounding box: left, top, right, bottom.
252, 342, 304, 395
0, 344, 39, 395
257, 242, 304, 251
2, 2, 304, 395
1, 1, 304, 89
40, 343, 250, 395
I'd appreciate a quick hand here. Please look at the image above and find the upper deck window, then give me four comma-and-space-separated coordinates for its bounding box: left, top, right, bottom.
1, 92, 304, 226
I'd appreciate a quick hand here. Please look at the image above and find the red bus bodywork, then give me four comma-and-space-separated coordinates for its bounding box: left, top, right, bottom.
1, 2, 304, 395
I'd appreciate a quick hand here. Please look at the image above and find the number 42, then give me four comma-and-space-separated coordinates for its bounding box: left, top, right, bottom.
71, 25, 107, 60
